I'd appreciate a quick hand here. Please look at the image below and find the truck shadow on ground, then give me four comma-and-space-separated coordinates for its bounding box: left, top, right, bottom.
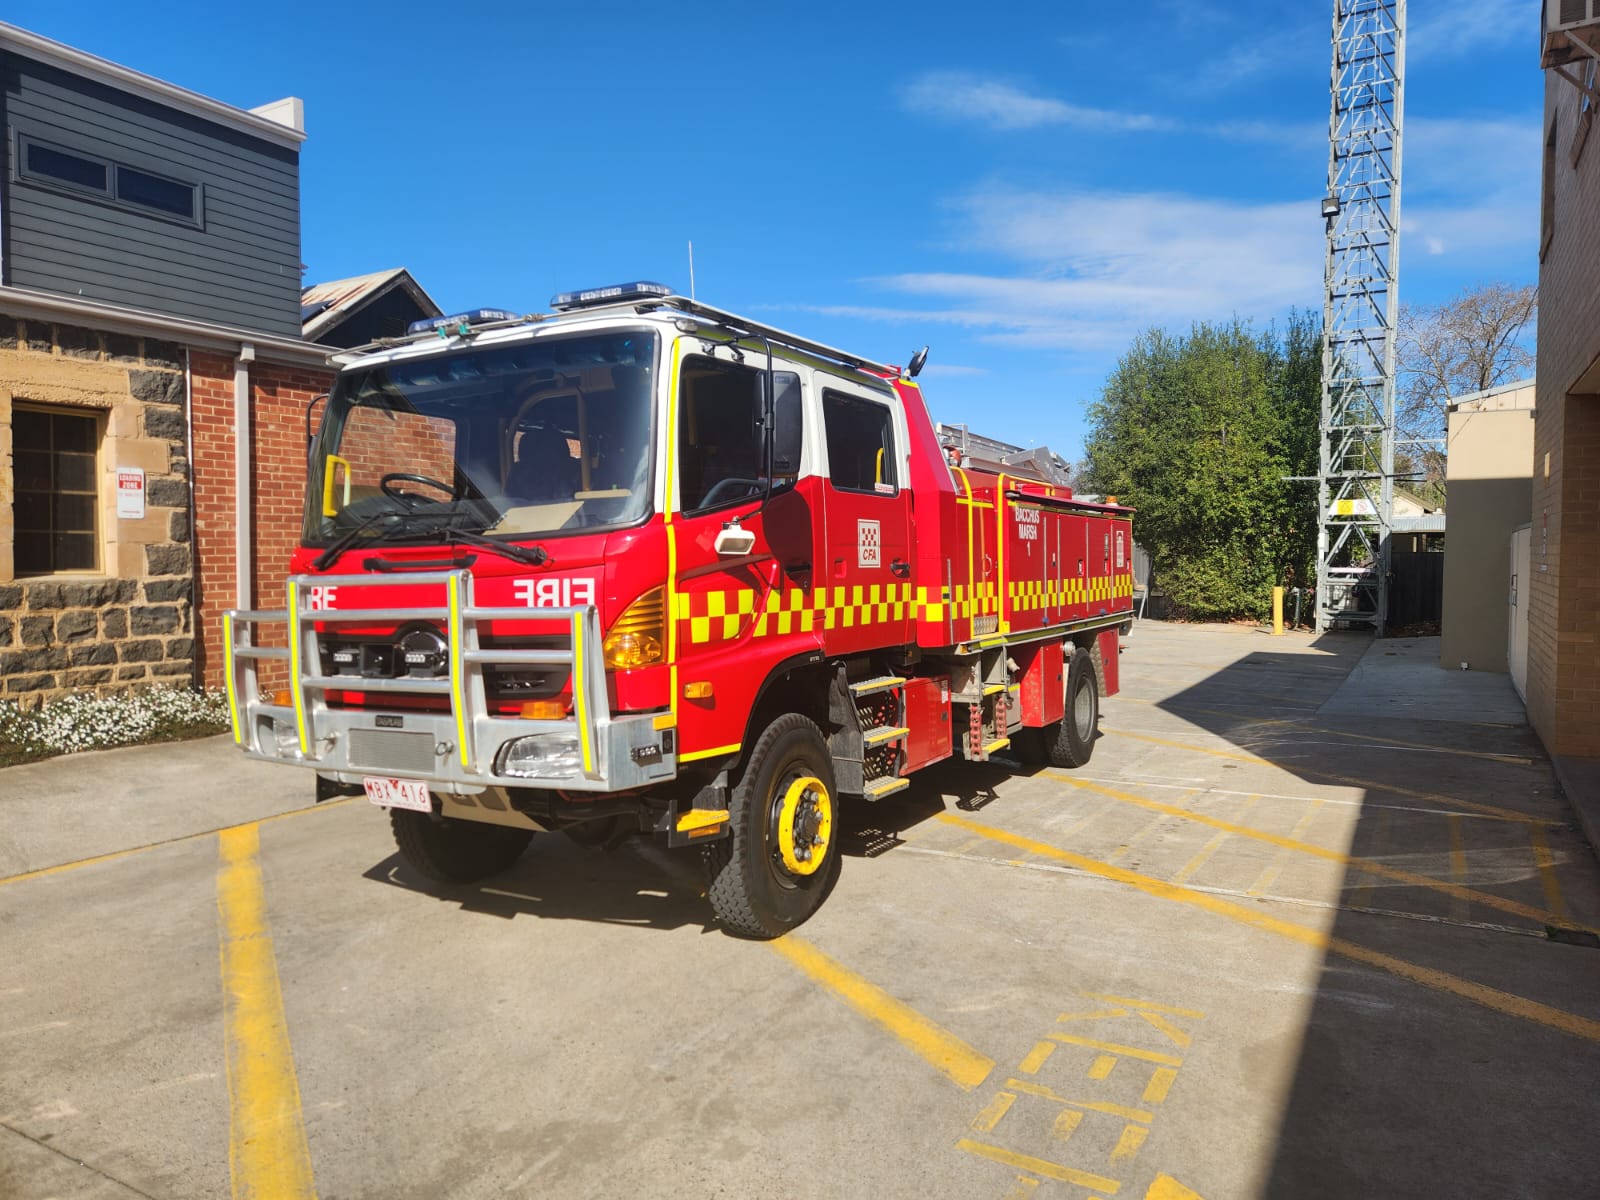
361, 760, 1019, 932
1132, 625, 1597, 1198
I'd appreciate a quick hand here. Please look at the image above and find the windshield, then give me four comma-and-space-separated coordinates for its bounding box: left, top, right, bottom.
305, 329, 658, 547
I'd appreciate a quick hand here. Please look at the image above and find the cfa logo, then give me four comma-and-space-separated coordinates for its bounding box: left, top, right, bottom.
514, 577, 596, 608
858, 519, 881, 569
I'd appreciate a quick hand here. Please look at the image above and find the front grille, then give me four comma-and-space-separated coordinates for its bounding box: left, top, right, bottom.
347, 729, 438, 774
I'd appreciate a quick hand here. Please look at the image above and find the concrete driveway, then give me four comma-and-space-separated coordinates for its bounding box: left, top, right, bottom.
3, 622, 1597, 1199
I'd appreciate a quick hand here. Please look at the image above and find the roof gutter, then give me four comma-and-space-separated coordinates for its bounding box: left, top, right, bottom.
0, 285, 332, 368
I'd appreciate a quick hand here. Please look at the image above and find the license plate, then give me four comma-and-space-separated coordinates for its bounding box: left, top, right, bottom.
363, 776, 431, 812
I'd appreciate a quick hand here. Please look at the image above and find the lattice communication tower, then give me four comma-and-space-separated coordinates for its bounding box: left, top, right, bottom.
1317, 0, 1405, 633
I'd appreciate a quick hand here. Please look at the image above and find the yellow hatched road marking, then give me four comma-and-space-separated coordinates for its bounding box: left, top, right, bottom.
770, 935, 995, 1091
1045, 771, 1596, 936
955, 1139, 1122, 1193
1530, 824, 1571, 923
1247, 798, 1323, 897
1447, 815, 1470, 922
217, 824, 317, 1200
936, 811, 1600, 1045
0, 800, 358, 890
1145, 1174, 1207, 1200
1101, 727, 1560, 827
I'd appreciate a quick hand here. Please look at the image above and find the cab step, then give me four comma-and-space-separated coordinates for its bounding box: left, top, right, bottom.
982, 737, 1011, 757
863, 776, 912, 799
850, 675, 907, 698
863, 725, 910, 747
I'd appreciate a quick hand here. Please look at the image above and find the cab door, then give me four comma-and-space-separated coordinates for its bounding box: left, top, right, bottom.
817, 383, 913, 655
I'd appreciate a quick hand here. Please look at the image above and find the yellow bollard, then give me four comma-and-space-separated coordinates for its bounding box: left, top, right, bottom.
1272, 586, 1285, 636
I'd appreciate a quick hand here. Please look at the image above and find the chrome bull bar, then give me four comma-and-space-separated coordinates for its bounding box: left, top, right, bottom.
222, 569, 675, 793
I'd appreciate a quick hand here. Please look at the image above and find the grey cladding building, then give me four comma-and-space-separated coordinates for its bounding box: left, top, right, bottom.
1, 33, 303, 336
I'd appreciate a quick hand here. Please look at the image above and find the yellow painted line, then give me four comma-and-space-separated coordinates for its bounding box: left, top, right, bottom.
1169, 829, 1233, 886
447, 574, 470, 770
1145, 1174, 1207, 1200
570, 612, 593, 775
1142, 1066, 1179, 1104
955, 1139, 1121, 1193
1530, 824, 1571, 923
1044, 772, 1596, 937
1111, 1124, 1148, 1162
1087, 1054, 1117, 1080
1052, 1109, 1083, 1141
770, 935, 994, 1091
1349, 806, 1390, 913
0, 800, 358, 890
1047, 1032, 1182, 1067
1079, 993, 1205, 1019
970, 1091, 1016, 1133
1017, 1040, 1055, 1074
217, 824, 317, 1200
286, 582, 310, 755
1101, 727, 1561, 826
937, 811, 1600, 1045
1006, 1080, 1154, 1124
1247, 799, 1322, 897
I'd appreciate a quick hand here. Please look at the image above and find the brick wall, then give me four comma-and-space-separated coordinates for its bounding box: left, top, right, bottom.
0, 316, 195, 705
189, 356, 332, 690
1532, 76, 1600, 757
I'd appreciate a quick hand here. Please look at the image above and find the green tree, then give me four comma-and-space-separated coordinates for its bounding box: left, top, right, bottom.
1082, 314, 1321, 621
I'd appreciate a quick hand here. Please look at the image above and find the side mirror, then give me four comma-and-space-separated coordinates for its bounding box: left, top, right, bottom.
769, 372, 803, 482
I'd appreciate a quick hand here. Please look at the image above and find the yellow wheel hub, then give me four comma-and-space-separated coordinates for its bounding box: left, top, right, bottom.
776, 775, 832, 877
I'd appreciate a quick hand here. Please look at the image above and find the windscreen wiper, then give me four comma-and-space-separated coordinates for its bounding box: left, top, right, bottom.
311, 511, 404, 571
437, 526, 547, 566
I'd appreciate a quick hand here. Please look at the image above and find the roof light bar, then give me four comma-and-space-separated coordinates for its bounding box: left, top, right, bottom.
551, 281, 673, 311
406, 308, 519, 336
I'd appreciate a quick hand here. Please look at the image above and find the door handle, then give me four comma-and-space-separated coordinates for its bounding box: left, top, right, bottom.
890, 559, 911, 578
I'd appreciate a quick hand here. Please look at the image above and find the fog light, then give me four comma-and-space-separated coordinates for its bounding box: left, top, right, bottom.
272, 718, 300, 755
497, 733, 582, 778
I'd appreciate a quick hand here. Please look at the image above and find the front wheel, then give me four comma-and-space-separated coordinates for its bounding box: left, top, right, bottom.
1046, 648, 1099, 769
705, 713, 841, 938
390, 808, 534, 884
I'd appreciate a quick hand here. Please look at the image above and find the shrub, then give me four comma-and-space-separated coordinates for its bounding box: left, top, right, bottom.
0, 688, 231, 767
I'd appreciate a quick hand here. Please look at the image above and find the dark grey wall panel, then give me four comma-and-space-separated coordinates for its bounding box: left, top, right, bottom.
1, 51, 303, 337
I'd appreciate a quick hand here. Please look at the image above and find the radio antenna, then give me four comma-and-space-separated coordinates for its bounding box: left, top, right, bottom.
688, 241, 697, 300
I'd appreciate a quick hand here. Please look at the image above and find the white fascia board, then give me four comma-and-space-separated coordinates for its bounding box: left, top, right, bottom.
0, 285, 333, 368
0, 22, 306, 150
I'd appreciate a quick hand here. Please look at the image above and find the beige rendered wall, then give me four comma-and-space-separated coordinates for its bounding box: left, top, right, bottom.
1440, 390, 1535, 673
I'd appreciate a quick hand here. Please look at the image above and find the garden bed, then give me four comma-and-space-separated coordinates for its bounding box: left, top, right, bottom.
0, 689, 231, 769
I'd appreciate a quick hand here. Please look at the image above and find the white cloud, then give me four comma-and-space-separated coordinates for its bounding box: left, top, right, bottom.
900, 72, 1176, 133
795, 189, 1327, 352
1409, 0, 1526, 59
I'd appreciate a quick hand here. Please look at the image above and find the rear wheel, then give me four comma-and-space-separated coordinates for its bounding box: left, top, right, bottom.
390, 808, 534, 883
705, 713, 841, 939
1046, 648, 1099, 768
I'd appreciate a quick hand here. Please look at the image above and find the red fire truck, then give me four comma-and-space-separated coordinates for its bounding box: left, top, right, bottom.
225, 283, 1134, 937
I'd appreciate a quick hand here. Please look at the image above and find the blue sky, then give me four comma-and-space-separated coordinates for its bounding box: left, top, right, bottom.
13, 0, 1539, 460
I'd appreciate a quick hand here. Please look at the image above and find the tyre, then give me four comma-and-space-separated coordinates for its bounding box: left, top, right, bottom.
1046, 648, 1099, 769
390, 808, 534, 884
705, 713, 841, 939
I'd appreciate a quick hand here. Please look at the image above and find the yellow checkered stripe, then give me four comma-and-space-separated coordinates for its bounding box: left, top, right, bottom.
673, 581, 1017, 647
1008, 576, 1134, 612
676, 584, 922, 646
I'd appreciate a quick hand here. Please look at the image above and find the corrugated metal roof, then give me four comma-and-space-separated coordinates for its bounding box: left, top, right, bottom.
301, 268, 440, 340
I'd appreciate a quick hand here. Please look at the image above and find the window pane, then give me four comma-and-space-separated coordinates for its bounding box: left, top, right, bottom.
53, 533, 96, 571
52, 413, 96, 451
54, 492, 97, 532
25, 141, 108, 192
116, 167, 195, 219
14, 450, 52, 492
822, 391, 897, 493
16, 532, 50, 575
677, 358, 765, 513
15, 491, 49, 532
13, 409, 49, 451
55, 451, 96, 492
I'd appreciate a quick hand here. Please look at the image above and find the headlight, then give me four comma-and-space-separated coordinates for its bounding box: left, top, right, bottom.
604, 587, 666, 669
496, 733, 582, 778
271, 718, 299, 756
